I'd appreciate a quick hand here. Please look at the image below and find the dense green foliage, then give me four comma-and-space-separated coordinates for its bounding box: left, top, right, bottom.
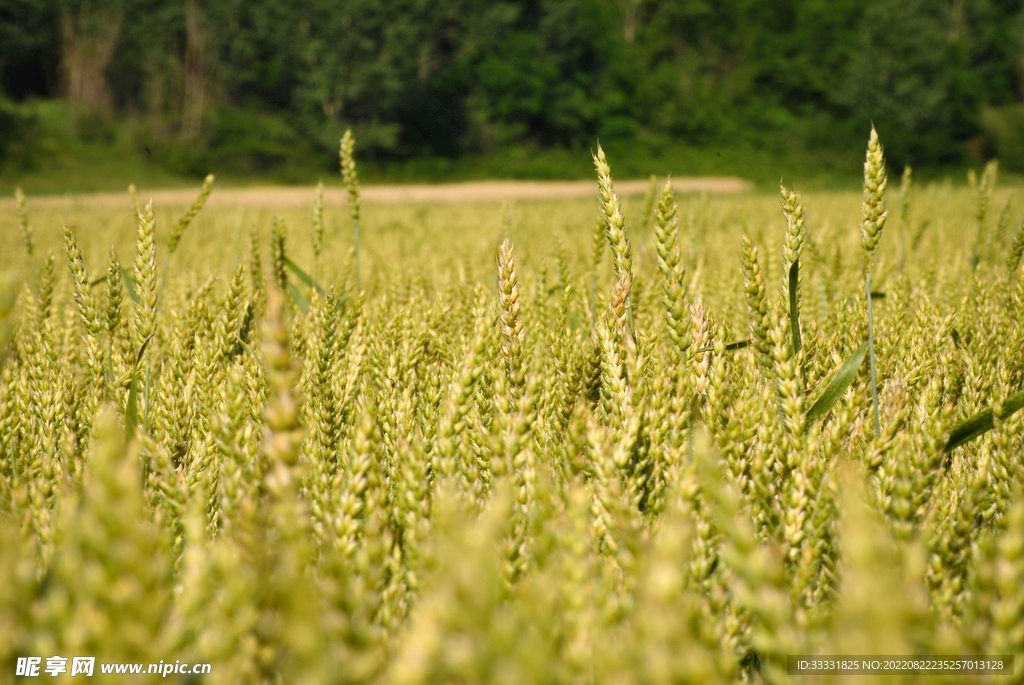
1, 132, 1023, 682
3, 0, 1024, 178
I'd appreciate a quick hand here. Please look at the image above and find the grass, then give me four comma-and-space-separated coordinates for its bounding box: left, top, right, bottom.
0, 100, 190, 195
0, 131, 1022, 683
4, 99, 1022, 195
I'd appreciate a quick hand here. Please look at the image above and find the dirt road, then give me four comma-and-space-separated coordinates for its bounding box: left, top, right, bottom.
6, 177, 753, 209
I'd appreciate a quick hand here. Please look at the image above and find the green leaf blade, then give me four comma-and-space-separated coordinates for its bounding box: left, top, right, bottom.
125, 333, 154, 441
284, 256, 325, 296
287, 280, 310, 313
944, 388, 1024, 452
120, 266, 140, 304
789, 259, 801, 355
806, 340, 870, 424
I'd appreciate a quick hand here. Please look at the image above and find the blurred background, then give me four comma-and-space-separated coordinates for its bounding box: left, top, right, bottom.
2, 0, 1024, 191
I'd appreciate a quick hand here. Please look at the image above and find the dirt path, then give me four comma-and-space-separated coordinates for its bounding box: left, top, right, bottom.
6, 177, 753, 210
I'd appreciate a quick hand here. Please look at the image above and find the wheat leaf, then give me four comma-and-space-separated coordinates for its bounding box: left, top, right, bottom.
789, 259, 801, 355
806, 340, 869, 424
125, 333, 154, 441
284, 256, 326, 295
944, 388, 1024, 452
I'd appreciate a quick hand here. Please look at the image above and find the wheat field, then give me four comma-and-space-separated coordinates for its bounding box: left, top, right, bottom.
0, 134, 1022, 684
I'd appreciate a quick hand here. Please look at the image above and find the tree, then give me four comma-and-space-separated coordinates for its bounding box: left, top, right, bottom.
838, 0, 982, 163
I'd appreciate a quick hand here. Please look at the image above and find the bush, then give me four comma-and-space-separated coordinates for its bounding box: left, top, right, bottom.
0, 95, 38, 170
981, 105, 1024, 173
72, 107, 117, 145
140, 106, 329, 180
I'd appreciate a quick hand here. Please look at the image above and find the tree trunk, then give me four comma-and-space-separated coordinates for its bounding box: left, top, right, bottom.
622, 0, 642, 45
182, 0, 208, 140
61, 5, 122, 117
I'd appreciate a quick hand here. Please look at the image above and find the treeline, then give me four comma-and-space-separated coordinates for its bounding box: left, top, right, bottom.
2, 0, 1024, 175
